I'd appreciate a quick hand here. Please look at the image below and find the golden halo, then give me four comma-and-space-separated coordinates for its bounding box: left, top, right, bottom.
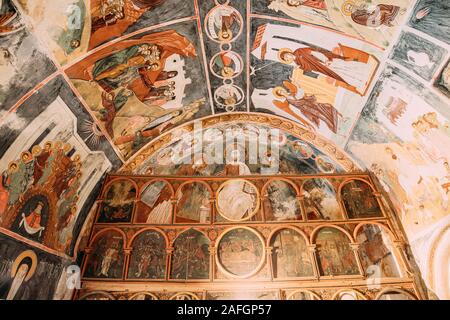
8, 161, 19, 172
11, 250, 38, 282
341, 0, 356, 16
272, 86, 288, 99
31, 145, 42, 156
278, 48, 294, 64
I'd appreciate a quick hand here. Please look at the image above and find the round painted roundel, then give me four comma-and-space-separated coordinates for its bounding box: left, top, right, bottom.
216, 179, 259, 221
217, 227, 265, 278
204, 5, 244, 43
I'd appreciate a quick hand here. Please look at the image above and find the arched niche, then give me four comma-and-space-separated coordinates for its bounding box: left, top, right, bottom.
170, 229, 210, 280
84, 229, 125, 279
355, 223, 401, 278
170, 292, 200, 300
175, 182, 212, 224
263, 180, 302, 221
128, 292, 159, 300
286, 289, 321, 300
98, 179, 137, 223
314, 227, 360, 276
78, 291, 115, 300
302, 179, 343, 221
340, 179, 382, 219
333, 289, 367, 300
135, 180, 173, 224
270, 228, 313, 278
376, 288, 417, 300
127, 229, 167, 280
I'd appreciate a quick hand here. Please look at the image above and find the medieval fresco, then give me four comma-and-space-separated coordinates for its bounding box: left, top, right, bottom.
170, 229, 210, 280
84, 230, 125, 279
136, 180, 172, 224
97, 179, 136, 223
390, 31, 446, 81
346, 65, 450, 235
302, 178, 343, 220
217, 228, 264, 277
129, 122, 345, 176
315, 227, 359, 276
408, 0, 450, 45
270, 228, 314, 278
216, 180, 259, 222
0, 233, 69, 300
250, 21, 381, 147
341, 180, 382, 219
16, 0, 196, 65
0, 0, 56, 112
176, 182, 211, 224
356, 224, 401, 278
252, 0, 412, 49
435, 59, 450, 98
128, 230, 166, 279
0, 86, 115, 256
264, 180, 302, 221
65, 24, 211, 160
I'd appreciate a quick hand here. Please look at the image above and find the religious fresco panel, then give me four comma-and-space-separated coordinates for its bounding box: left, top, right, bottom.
0, 233, 70, 300
16, 0, 197, 65
434, 59, 450, 98
356, 224, 401, 278
264, 180, 302, 221
176, 182, 211, 224
251, 0, 412, 49
346, 65, 450, 235
65, 21, 212, 159
128, 230, 166, 279
170, 229, 210, 280
341, 180, 382, 219
0, 76, 116, 256
97, 180, 136, 223
315, 227, 360, 276
302, 178, 343, 220
270, 228, 314, 278
0, 0, 56, 112
83, 230, 125, 279
249, 19, 381, 147
135, 180, 172, 224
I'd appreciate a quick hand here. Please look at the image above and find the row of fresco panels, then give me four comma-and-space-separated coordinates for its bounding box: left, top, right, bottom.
83, 223, 402, 280
94, 176, 383, 224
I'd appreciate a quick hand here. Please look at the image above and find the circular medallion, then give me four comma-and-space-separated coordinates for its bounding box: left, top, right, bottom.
210, 51, 244, 79
204, 5, 243, 43
216, 227, 265, 278
292, 140, 314, 159
170, 292, 199, 300
315, 155, 336, 173
214, 84, 244, 109
216, 179, 260, 222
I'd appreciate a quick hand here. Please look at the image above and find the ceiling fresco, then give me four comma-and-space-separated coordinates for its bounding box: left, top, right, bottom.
0, 0, 450, 299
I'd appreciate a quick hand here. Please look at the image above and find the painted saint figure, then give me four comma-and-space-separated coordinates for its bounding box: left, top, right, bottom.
19, 202, 46, 238
348, 4, 401, 28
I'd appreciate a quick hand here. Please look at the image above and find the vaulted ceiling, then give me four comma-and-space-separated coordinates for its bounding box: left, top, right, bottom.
1, 0, 449, 298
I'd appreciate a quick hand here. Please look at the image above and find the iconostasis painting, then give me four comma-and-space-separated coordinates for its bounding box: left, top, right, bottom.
170, 229, 210, 280
315, 227, 359, 276
0, 233, 71, 300
176, 182, 212, 224
0, 79, 118, 257
346, 65, 450, 236
356, 224, 401, 278
83, 230, 125, 279
217, 228, 265, 278
264, 180, 302, 221
302, 178, 343, 220
287, 290, 321, 300
340, 180, 382, 219
270, 228, 314, 278
97, 179, 136, 223
135, 180, 173, 224
216, 180, 260, 222
127, 230, 166, 280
